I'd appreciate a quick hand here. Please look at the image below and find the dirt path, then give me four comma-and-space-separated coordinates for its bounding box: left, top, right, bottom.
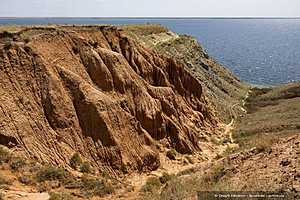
226, 90, 250, 143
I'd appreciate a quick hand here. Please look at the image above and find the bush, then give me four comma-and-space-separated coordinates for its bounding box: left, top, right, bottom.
81, 175, 114, 197
3, 42, 12, 50
49, 192, 72, 200
69, 153, 82, 170
36, 166, 66, 182
0, 31, 13, 38
72, 46, 79, 54
0, 146, 11, 164
166, 149, 177, 160
10, 157, 26, 171
100, 170, 111, 179
141, 177, 161, 193
18, 175, 33, 185
203, 164, 226, 184
80, 162, 91, 173
159, 172, 174, 184
0, 175, 10, 186
63, 176, 82, 189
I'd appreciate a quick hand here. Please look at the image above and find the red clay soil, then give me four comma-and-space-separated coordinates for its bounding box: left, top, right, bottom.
0, 26, 220, 176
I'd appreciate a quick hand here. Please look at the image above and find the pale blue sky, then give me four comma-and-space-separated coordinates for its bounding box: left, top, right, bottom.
0, 0, 299, 17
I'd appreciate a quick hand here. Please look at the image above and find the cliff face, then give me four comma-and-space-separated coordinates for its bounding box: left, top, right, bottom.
0, 26, 219, 174
123, 25, 249, 122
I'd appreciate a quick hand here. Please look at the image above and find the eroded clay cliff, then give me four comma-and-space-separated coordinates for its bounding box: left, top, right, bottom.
0, 26, 219, 175
123, 24, 249, 122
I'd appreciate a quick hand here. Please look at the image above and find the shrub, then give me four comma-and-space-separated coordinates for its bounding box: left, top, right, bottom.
80, 162, 91, 173
159, 172, 174, 184
10, 157, 26, 171
69, 153, 82, 170
36, 166, 66, 182
0, 31, 13, 38
254, 136, 276, 153
203, 164, 226, 184
141, 177, 161, 193
100, 170, 111, 179
49, 192, 72, 200
24, 37, 30, 43
0, 146, 11, 164
81, 175, 114, 197
0, 176, 10, 186
72, 46, 79, 54
159, 178, 186, 200
63, 176, 82, 189
166, 149, 177, 160
3, 42, 12, 50
18, 175, 33, 185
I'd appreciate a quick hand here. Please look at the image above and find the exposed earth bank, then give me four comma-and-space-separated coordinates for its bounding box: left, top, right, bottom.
0, 25, 298, 200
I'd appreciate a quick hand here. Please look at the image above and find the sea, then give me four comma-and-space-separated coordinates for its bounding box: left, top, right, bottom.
1, 18, 300, 86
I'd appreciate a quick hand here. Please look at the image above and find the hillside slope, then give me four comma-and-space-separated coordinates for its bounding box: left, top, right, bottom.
137, 83, 300, 200
0, 25, 220, 176
122, 24, 249, 122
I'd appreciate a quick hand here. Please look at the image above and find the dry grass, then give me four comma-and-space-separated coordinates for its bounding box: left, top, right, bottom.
222, 83, 300, 155
80, 175, 114, 197
121, 24, 169, 36
49, 192, 73, 200
140, 177, 161, 193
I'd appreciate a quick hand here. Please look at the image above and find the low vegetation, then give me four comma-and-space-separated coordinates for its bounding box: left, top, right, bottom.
49, 192, 73, 200
69, 153, 82, 170
166, 149, 177, 160
121, 24, 169, 36
141, 177, 161, 193
80, 162, 92, 173
36, 166, 67, 182
0, 146, 11, 164
9, 157, 27, 171
0, 175, 11, 186
18, 175, 33, 185
81, 175, 114, 197
159, 172, 175, 184
0, 147, 116, 199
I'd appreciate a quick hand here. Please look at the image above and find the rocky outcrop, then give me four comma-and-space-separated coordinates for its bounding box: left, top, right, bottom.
0, 26, 219, 174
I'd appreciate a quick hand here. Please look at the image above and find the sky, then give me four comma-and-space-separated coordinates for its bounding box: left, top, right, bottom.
0, 0, 299, 17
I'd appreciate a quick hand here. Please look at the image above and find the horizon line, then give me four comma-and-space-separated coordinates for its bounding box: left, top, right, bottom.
1, 16, 300, 19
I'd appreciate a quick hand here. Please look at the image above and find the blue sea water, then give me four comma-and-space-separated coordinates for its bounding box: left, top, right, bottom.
1, 18, 300, 85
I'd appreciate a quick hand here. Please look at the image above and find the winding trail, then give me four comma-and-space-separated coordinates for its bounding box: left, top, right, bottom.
225, 90, 250, 143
